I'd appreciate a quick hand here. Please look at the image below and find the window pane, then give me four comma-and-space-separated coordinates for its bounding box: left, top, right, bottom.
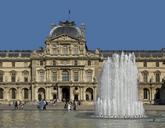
0, 88, 3, 99
39, 70, 44, 82
62, 71, 69, 81
52, 71, 57, 81
24, 89, 28, 99
74, 71, 79, 81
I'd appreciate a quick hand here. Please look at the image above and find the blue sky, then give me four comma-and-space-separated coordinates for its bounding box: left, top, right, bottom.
0, 0, 165, 50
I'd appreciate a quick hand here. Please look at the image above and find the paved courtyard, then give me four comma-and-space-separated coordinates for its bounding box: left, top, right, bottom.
0, 102, 164, 111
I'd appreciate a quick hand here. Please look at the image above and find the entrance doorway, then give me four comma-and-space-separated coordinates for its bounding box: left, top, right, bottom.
62, 87, 70, 102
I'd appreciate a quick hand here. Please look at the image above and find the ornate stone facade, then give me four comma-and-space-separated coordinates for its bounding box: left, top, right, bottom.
0, 20, 164, 104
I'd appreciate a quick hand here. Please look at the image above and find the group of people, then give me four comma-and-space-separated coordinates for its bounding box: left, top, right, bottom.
37, 99, 48, 110
64, 100, 81, 111
12, 101, 24, 110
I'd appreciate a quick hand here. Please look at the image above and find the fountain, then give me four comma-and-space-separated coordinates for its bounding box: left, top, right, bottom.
95, 52, 145, 118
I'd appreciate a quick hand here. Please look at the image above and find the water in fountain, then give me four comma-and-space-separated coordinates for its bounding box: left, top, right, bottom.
95, 52, 144, 118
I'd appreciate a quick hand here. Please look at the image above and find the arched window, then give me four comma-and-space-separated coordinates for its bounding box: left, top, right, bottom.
11, 88, 16, 99
38, 88, 45, 101
86, 88, 93, 101
0, 88, 4, 99
143, 88, 149, 99
142, 71, 148, 83
62, 70, 69, 81
0, 71, 3, 82
52, 71, 57, 81
23, 88, 29, 99
10, 71, 16, 82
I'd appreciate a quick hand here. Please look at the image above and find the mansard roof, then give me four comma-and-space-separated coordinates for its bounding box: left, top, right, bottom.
101, 49, 164, 58
0, 50, 32, 57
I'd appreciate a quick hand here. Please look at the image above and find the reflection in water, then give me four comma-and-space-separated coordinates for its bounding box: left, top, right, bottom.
0, 110, 164, 128
96, 120, 144, 128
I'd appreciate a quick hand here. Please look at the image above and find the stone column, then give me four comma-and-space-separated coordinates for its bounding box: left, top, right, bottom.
70, 87, 74, 101
7, 88, 10, 101
34, 86, 38, 101
46, 87, 49, 100
78, 88, 80, 100
93, 87, 97, 101
31, 84, 36, 101
4, 88, 8, 101
58, 87, 61, 101
17, 87, 20, 100
83, 87, 85, 101
80, 87, 82, 100
28, 87, 31, 101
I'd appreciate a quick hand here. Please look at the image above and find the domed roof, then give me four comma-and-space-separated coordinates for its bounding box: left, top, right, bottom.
49, 20, 83, 39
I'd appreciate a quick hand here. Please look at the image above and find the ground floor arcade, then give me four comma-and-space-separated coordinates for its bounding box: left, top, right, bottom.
0, 84, 164, 104
0, 84, 97, 104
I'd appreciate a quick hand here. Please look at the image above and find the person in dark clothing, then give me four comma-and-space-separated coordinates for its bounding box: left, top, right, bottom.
14, 101, 18, 109
73, 100, 77, 110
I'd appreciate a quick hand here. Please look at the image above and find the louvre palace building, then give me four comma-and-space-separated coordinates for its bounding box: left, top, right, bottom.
0, 20, 164, 104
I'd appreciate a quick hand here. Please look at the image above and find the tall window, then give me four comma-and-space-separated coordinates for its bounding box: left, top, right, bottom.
86, 70, 93, 82
52, 71, 57, 81
12, 62, 15, 67
155, 72, 160, 83
74, 60, 78, 66
74, 71, 79, 82
24, 62, 28, 67
11, 71, 16, 82
23, 70, 29, 82
156, 62, 159, 67
52, 60, 56, 66
40, 61, 43, 66
62, 70, 69, 81
143, 61, 147, 67
23, 88, 28, 99
73, 46, 78, 54
63, 45, 68, 55
11, 88, 16, 99
88, 60, 91, 66
0, 62, 2, 67
39, 70, 44, 82
0, 71, 3, 82
143, 88, 149, 99
0, 88, 3, 99
142, 71, 148, 83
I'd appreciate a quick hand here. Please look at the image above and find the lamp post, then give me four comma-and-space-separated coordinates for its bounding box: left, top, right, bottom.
149, 78, 153, 104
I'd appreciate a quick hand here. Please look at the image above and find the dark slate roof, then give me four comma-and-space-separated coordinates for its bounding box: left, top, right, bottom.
0, 50, 32, 57
101, 50, 164, 58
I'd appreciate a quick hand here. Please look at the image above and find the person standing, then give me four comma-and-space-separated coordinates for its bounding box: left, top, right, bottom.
14, 101, 18, 110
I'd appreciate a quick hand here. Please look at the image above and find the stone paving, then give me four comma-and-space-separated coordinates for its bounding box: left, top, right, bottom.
0, 102, 164, 111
